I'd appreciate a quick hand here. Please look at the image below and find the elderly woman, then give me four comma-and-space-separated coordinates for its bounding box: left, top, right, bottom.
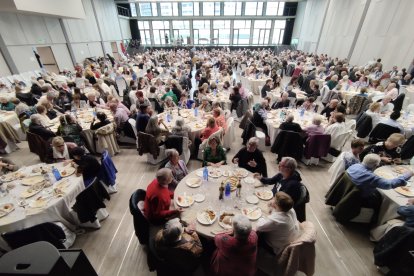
232, 137, 267, 177
28, 114, 56, 142
56, 114, 83, 146
86, 91, 105, 108
365, 102, 381, 129
35, 105, 51, 126
360, 133, 406, 165
256, 192, 300, 256
303, 115, 325, 136
154, 218, 203, 273
211, 215, 257, 276
301, 97, 316, 112
171, 118, 191, 139
203, 136, 226, 167
198, 96, 212, 113
201, 117, 220, 142
163, 96, 176, 110
165, 149, 188, 183
46, 136, 76, 163
0, 97, 15, 111
325, 112, 347, 145
145, 116, 169, 145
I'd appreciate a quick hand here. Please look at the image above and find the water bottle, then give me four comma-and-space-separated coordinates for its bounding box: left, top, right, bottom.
194, 107, 198, 117
203, 166, 208, 181
216, 79, 219, 84
225, 182, 231, 198
213, 89, 217, 96
300, 107, 305, 118
52, 166, 62, 181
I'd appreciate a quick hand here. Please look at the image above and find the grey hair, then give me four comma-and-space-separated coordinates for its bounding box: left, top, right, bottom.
162, 218, 183, 244
175, 118, 185, 127
282, 92, 289, 98
281, 157, 297, 171
248, 137, 259, 145
233, 215, 252, 241
286, 114, 294, 123
286, 85, 293, 92
156, 168, 172, 184
166, 149, 179, 159
165, 96, 173, 102
362, 154, 380, 170
30, 114, 43, 125
312, 115, 323, 126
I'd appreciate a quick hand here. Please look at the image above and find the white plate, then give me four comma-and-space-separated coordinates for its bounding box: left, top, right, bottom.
244, 177, 255, 184
233, 168, 249, 178
218, 212, 234, 229
242, 207, 262, 220
21, 175, 45, 186
176, 195, 195, 207
59, 166, 76, 177
246, 195, 259, 204
222, 170, 233, 177
186, 178, 202, 188
0, 203, 15, 214
196, 170, 203, 177
197, 210, 217, 225
255, 190, 274, 201
193, 194, 205, 202
208, 168, 223, 178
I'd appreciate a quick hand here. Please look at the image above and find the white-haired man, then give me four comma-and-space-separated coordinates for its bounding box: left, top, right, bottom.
232, 137, 267, 177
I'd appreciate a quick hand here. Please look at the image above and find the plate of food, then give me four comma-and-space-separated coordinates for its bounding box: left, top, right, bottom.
246, 195, 259, 204
0, 171, 25, 182
54, 179, 69, 190
186, 178, 202, 188
193, 193, 205, 202
219, 212, 234, 229
0, 203, 15, 216
375, 171, 394, 179
255, 190, 274, 201
32, 166, 51, 174
233, 168, 249, 178
176, 195, 195, 207
20, 183, 44, 198
209, 168, 223, 178
242, 207, 262, 220
29, 196, 49, 208
21, 175, 45, 186
393, 166, 411, 175
394, 186, 414, 197
197, 209, 217, 225
224, 176, 239, 191
59, 166, 76, 177
243, 177, 255, 185
222, 170, 233, 177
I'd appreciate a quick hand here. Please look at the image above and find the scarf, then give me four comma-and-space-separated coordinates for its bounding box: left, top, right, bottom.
53, 144, 70, 160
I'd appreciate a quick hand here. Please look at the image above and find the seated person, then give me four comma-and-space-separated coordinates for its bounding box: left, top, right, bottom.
211, 215, 257, 276
0, 157, 18, 176
212, 107, 227, 131
136, 104, 152, 133
256, 192, 300, 256
286, 85, 297, 98
12, 98, 31, 119
90, 111, 111, 130
135, 90, 151, 109
161, 88, 178, 104
154, 218, 203, 273
145, 116, 169, 145
303, 115, 325, 136
279, 114, 303, 133
47, 136, 76, 163
271, 92, 290, 109
252, 100, 271, 145
320, 99, 339, 118
0, 97, 15, 111
379, 111, 404, 134
203, 136, 226, 167
397, 198, 414, 227
71, 147, 101, 187
254, 157, 305, 221
108, 102, 129, 136
232, 137, 267, 177
366, 102, 382, 129
171, 118, 191, 139
178, 94, 194, 109
301, 97, 316, 112
229, 87, 242, 112
57, 114, 83, 146
261, 79, 273, 98
360, 133, 406, 165
165, 149, 188, 184
56, 89, 72, 111
199, 96, 212, 113
71, 94, 87, 110
28, 114, 56, 142
163, 96, 176, 110
144, 168, 181, 225
86, 91, 105, 108
35, 104, 51, 126
325, 112, 347, 144
347, 154, 412, 213
201, 117, 220, 141
379, 96, 394, 114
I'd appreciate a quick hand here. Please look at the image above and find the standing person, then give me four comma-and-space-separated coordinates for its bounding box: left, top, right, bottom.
71, 147, 101, 187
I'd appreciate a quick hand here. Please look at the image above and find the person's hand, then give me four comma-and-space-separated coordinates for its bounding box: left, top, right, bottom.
403, 171, 414, 179
248, 159, 257, 167
177, 207, 184, 213
381, 156, 392, 163
232, 158, 239, 164
393, 158, 402, 164
253, 173, 262, 180
158, 118, 164, 124
75, 172, 81, 177
407, 198, 414, 205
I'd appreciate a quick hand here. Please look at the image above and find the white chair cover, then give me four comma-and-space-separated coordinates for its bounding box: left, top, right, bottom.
223, 117, 235, 150
181, 137, 191, 164
115, 77, 127, 97
75, 78, 85, 88
95, 123, 121, 156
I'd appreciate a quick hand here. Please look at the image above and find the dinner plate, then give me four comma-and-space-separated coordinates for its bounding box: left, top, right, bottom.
197, 210, 217, 225
246, 195, 259, 204
186, 177, 202, 188
243, 177, 255, 185
255, 190, 274, 201
208, 168, 223, 178
0, 203, 15, 215
59, 166, 76, 177
193, 194, 205, 202
21, 175, 45, 186
29, 196, 49, 208
375, 171, 394, 179
0, 171, 25, 182
242, 207, 262, 220
224, 176, 239, 191
393, 166, 411, 175
176, 195, 195, 207
222, 170, 233, 177
233, 168, 249, 178
196, 170, 203, 177
218, 212, 234, 229
394, 187, 414, 197
20, 184, 44, 198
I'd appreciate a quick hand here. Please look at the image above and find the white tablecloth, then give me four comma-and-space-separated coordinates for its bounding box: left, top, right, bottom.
0, 111, 23, 152
240, 76, 267, 95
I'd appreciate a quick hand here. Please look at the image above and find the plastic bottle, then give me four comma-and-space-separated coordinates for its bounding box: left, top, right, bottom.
225, 182, 231, 198
203, 166, 208, 181
52, 166, 62, 182
194, 107, 198, 117
213, 89, 217, 96
300, 107, 305, 118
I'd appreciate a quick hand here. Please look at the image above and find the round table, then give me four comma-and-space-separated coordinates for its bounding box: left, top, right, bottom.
205, 91, 232, 110
240, 76, 267, 95
174, 165, 274, 238
0, 111, 23, 153
0, 162, 84, 243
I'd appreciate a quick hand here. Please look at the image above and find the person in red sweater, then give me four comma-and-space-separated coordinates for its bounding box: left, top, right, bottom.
211, 215, 258, 276
144, 168, 181, 225
201, 117, 220, 141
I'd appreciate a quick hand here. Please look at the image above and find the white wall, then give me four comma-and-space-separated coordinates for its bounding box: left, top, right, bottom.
92, 0, 122, 41
4, 0, 85, 19
0, 51, 11, 76
119, 17, 132, 40
292, 1, 306, 39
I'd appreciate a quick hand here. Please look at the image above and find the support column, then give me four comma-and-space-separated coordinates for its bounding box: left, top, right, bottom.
314, 0, 331, 53
347, 0, 371, 60
0, 34, 18, 74
90, 0, 107, 55
59, 19, 77, 66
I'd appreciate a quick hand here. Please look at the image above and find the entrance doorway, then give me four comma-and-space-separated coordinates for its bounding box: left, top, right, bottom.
36, 46, 59, 73
111, 42, 120, 60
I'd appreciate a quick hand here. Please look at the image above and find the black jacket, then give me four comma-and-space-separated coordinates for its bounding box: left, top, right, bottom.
28, 123, 56, 141
260, 171, 303, 204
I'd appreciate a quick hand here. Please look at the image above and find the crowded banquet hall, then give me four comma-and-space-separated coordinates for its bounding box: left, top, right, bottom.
0, 0, 414, 275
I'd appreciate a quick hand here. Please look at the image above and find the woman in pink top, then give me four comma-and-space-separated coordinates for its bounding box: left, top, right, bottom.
213, 108, 227, 132
201, 117, 220, 141
304, 115, 325, 136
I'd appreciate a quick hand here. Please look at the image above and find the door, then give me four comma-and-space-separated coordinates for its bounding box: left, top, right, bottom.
36, 46, 59, 73
111, 42, 120, 60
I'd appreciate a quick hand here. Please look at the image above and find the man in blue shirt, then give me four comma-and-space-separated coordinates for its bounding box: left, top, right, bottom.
136, 104, 151, 133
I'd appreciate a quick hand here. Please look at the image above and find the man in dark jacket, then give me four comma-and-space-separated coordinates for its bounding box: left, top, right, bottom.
28, 114, 56, 142
261, 79, 272, 98
279, 114, 302, 133
232, 137, 267, 177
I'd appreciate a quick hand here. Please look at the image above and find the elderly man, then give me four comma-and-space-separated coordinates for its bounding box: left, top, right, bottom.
347, 154, 412, 213
144, 168, 181, 225
279, 114, 302, 133
254, 157, 307, 222
232, 137, 267, 177
271, 92, 290, 109
109, 102, 129, 135
256, 192, 300, 256
320, 99, 339, 119
211, 215, 257, 276
28, 114, 56, 142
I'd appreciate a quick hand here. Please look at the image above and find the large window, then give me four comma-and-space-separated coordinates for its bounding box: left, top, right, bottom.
139, 3, 157, 17
272, 20, 286, 44
233, 20, 251, 45
138, 21, 151, 45
130, 3, 137, 17
173, 21, 190, 45
252, 20, 271, 45
245, 2, 263, 16
160, 2, 178, 16
213, 20, 230, 45
203, 2, 220, 16
266, 2, 285, 16
181, 2, 199, 16
193, 20, 210, 44
223, 2, 242, 16
152, 21, 170, 45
